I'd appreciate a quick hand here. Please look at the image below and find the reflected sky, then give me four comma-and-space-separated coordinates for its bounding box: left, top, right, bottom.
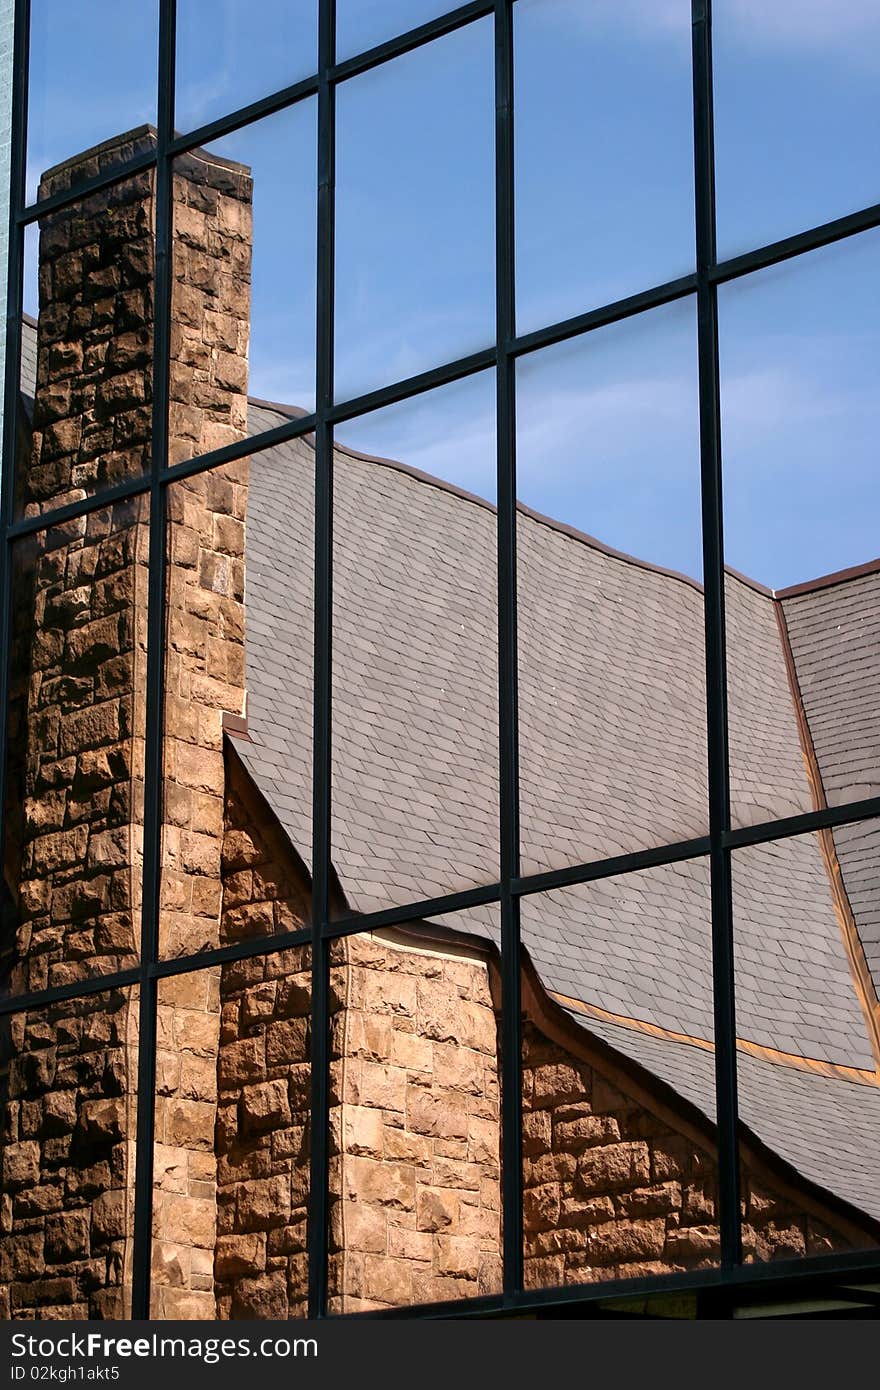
22, 0, 878, 594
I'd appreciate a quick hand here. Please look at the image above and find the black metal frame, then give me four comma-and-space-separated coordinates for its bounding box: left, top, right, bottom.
1, 0, 879, 1321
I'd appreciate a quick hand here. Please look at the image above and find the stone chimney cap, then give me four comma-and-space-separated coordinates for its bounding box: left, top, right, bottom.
38, 124, 252, 202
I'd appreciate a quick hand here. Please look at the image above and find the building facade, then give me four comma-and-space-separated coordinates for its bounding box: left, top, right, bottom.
1, 118, 879, 1319
2, 1, 879, 1322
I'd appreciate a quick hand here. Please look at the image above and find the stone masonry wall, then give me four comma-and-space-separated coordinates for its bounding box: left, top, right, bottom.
2, 121, 874, 1321
9, 127, 159, 997
327, 932, 502, 1314
0, 131, 157, 1321
521, 1017, 868, 1289
209, 751, 871, 1319
1, 127, 254, 1320
214, 748, 311, 1319
153, 142, 253, 1317
211, 763, 503, 1318
0, 989, 137, 1319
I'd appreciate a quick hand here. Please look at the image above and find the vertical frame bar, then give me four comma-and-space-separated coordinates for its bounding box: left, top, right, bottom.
494, 0, 523, 1302
308, 0, 336, 1321
691, 0, 742, 1270
130, 0, 178, 1319
0, 0, 28, 889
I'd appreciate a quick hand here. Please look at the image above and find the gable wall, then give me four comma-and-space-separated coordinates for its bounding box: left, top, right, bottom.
212, 779, 873, 1315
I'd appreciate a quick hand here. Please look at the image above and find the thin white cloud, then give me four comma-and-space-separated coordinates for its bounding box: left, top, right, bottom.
517, 372, 699, 488
720, 328, 879, 459
536, 0, 880, 61
719, 0, 880, 52
519, 0, 685, 42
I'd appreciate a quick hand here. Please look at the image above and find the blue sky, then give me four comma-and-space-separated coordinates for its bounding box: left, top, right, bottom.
23, 0, 879, 590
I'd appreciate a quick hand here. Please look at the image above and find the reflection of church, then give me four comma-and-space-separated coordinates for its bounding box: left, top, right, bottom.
2, 127, 879, 1320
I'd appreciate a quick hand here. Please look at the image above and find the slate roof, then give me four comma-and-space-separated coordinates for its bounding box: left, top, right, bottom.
15, 320, 880, 1227
239, 396, 880, 1225
580, 1014, 880, 1225
782, 571, 880, 1000
20, 314, 38, 405
782, 571, 880, 809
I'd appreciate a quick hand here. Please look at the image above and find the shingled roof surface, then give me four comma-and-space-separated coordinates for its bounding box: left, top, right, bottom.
14, 320, 880, 1227
238, 396, 880, 1223
782, 573, 880, 998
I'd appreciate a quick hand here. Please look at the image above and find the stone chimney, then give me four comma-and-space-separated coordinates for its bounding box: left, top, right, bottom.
1, 127, 252, 1319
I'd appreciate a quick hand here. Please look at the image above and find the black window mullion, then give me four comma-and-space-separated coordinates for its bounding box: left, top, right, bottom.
129, 0, 177, 1321
0, 0, 30, 916
692, 0, 742, 1269
494, 0, 523, 1304
308, 0, 336, 1322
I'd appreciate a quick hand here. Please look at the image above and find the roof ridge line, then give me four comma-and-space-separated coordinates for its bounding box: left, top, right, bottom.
775, 556, 880, 600
774, 602, 880, 1069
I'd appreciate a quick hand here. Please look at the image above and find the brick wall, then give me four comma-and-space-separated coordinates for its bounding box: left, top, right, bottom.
211, 755, 506, 1316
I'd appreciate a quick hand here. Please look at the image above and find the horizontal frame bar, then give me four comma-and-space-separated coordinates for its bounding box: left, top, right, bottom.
511, 834, 711, 897
6, 410, 318, 540
352, 1246, 880, 1320
724, 797, 880, 852
324, 881, 502, 938
146, 925, 313, 978
3, 787, 878, 1021
167, 74, 320, 158
328, 345, 497, 422
0, 967, 142, 1017
17, 145, 157, 224
711, 200, 880, 287
11, 194, 880, 541
17, 1, 498, 228
333, 0, 495, 84
510, 273, 698, 358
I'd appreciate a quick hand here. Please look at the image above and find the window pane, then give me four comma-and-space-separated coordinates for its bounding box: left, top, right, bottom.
714, 0, 880, 259
175, 0, 318, 134
516, 299, 706, 875
520, 867, 721, 1292
732, 826, 880, 1265
2, 507, 147, 1000
27, 1, 157, 207
0, 985, 137, 1318
335, 22, 495, 401
332, 372, 498, 913
170, 101, 317, 463
160, 458, 313, 960
150, 954, 311, 1318
328, 908, 501, 1312
515, 0, 694, 335
720, 234, 880, 829
336, 1, 459, 61
18, 165, 157, 515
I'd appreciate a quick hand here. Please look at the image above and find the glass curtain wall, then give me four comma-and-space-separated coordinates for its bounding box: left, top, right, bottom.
1, 0, 878, 1321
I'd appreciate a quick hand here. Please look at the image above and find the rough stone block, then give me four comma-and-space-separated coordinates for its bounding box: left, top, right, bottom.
215, 1232, 266, 1279
577, 1141, 650, 1195
240, 1079, 291, 1135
